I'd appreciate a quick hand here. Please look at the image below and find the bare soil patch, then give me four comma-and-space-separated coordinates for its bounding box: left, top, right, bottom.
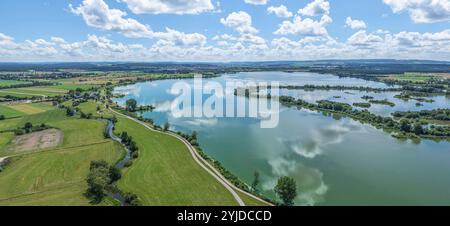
8, 129, 63, 152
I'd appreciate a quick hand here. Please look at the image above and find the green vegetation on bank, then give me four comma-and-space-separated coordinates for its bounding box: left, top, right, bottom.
368, 99, 396, 107
353, 102, 371, 108
279, 96, 450, 141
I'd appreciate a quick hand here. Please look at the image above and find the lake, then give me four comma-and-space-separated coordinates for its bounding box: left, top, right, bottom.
113, 72, 450, 205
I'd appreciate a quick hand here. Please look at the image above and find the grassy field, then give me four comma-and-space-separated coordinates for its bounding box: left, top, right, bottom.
6, 102, 54, 115
0, 90, 36, 98
78, 101, 113, 118
381, 72, 450, 83
236, 190, 269, 206
0, 80, 31, 88
0, 108, 124, 206
0, 118, 21, 131
0, 88, 63, 97
0, 105, 26, 118
62, 100, 113, 118
0, 141, 123, 205
114, 114, 239, 206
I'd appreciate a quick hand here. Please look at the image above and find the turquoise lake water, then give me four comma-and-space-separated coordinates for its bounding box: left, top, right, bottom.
114, 72, 450, 205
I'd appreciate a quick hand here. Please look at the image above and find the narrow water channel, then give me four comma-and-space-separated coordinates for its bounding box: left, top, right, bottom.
107, 120, 132, 205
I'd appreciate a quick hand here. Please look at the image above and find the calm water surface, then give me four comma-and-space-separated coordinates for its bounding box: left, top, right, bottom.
114, 72, 450, 205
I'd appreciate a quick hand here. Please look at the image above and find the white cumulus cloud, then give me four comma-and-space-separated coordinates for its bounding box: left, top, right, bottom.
70, 0, 152, 38
383, 0, 450, 23
221, 11, 259, 34
70, 0, 206, 47
274, 15, 332, 36
267, 5, 293, 18
120, 0, 214, 15
298, 0, 330, 16
345, 17, 367, 29
244, 0, 268, 5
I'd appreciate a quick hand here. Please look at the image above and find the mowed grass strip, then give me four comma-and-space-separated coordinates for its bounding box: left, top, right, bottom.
114, 114, 238, 206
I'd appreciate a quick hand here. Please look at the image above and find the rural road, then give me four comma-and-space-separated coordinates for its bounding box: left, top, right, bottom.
110, 109, 251, 206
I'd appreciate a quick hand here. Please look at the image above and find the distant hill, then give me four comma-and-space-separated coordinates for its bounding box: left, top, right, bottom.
0, 60, 449, 75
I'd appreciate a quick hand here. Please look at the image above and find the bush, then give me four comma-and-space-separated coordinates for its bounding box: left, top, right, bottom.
124, 161, 133, 168
123, 192, 142, 206
14, 129, 24, 136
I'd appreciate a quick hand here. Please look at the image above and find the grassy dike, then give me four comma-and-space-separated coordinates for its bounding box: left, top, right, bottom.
110, 109, 271, 206
113, 113, 241, 206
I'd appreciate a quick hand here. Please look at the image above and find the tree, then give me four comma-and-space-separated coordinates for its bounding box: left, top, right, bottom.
109, 166, 122, 183
274, 176, 297, 206
400, 119, 411, 133
251, 171, 260, 193
191, 131, 198, 141
0, 115, 5, 120
123, 192, 142, 206
120, 132, 129, 143
413, 124, 424, 135
86, 160, 110, 203
125, 99, 137, 112
163, 122, 170, 132
24, 122, 33, 133
66, 107, 75, 116
128, 141, 139, 153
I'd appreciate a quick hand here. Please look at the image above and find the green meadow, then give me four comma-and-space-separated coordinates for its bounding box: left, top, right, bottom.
114, 114, 239, 206
0, 108, 124, 206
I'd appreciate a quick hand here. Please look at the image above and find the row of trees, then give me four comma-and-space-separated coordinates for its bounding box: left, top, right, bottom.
120, 132, 139, 159
14, 122, 50, 135
0, 80, 55, 90
125, 98, 155, 113
393, 109, 450, 121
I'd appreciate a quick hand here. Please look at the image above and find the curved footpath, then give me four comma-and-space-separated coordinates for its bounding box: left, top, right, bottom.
110, 109, 273, 206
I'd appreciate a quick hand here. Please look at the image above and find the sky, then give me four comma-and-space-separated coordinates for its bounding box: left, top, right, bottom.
0, 0, 449, 62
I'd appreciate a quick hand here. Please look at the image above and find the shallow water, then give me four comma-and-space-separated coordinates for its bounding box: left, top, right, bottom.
113, 72, 450, 205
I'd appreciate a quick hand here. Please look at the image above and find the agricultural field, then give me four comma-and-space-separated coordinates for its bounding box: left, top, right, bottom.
113, 114, 239, 206
0, 108, 124, 205
6, 102, 54, 115
0, 104, 26, 118
0, 80, 31, 88
380, 72, 450, 83
0, 88, 63, 97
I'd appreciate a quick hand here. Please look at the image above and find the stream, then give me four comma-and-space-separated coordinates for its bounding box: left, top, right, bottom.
106, 120, 131, 206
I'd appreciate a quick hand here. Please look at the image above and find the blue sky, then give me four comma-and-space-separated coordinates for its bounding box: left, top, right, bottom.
0, 0, 449, 62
